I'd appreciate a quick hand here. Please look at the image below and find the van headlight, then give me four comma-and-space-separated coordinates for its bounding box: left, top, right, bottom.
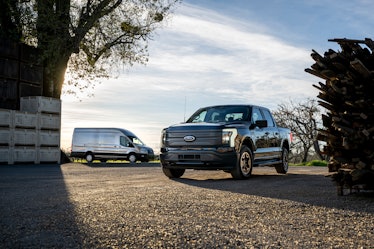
222, 128, 237, 147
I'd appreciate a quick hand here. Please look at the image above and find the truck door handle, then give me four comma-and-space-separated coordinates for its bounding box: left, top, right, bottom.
265, 132, 269, 135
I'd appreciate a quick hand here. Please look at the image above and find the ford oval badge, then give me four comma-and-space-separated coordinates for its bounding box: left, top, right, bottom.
184, 135, 196, 142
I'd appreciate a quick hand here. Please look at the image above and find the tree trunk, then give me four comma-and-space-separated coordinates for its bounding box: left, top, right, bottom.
43, 55, 70, 98
302, 146, 309, 163
36, 0, 72, 99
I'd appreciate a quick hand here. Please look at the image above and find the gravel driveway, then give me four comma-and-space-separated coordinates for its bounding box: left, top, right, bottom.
0, 163, 373, 248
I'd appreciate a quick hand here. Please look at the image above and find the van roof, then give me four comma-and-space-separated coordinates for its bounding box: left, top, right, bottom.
73, 128, 137, 138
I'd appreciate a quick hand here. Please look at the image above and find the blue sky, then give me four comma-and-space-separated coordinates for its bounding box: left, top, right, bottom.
60, 0, 374, 152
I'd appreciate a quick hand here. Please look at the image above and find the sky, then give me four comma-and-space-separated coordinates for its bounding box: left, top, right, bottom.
60, 0, 374, 152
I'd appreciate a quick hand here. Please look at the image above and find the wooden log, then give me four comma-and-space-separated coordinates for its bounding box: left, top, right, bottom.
308, 37, 374, 194
350, 59, 371, 78
305, 68, 330, 80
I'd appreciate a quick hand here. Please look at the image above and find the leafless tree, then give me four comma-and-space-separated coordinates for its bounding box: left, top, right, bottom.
273, 98, 323, 163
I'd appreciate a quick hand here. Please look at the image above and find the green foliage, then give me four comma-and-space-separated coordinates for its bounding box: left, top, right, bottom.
1, 0, 180, 98
303, 160, 327, 166
290, 160, 327, 166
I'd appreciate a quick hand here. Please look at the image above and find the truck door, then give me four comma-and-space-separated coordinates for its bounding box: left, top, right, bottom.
251, 107, 269, 159
261, 108, 280, 158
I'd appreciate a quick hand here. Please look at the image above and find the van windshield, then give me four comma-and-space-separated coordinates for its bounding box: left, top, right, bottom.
128, 136, 144, 146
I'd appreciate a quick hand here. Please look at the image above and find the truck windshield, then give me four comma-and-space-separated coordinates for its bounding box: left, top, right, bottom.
187, 106, 250, 123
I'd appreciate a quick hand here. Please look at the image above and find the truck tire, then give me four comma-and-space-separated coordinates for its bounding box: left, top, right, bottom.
275, 147, 289, 174
85, 153, 94, 163
161, 165, 185, 178
231, 145, 253, 179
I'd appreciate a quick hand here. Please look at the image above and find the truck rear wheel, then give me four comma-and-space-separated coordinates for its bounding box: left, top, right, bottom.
231, 146, 253, 179
275, 147, 288, 174
161, 164, 185, 178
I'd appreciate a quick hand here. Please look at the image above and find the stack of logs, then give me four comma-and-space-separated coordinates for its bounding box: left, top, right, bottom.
305, 38, 374, 195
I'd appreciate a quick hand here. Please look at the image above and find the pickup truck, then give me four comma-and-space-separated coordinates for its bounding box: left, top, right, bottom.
160, 105, 292, 179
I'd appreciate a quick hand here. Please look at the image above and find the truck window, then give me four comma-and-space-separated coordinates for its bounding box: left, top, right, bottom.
190, 110, 207, 123
262, 109, 275, 127
251, 107, 264, 123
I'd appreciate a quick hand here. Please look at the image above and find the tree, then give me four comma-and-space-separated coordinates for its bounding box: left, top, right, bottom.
0, 0, 179, 98
272, 98, 322, 163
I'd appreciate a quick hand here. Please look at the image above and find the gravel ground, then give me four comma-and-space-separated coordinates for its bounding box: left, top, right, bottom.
0, 163, 373, 248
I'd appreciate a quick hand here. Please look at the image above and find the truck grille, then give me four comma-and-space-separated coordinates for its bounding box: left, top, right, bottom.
178, 154, 201, 160
166, 130, 222, 147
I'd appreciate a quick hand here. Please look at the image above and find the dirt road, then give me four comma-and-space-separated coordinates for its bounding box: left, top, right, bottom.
0, 163, 373, 248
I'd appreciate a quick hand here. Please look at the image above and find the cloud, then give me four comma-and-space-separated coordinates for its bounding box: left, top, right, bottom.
143, 4, 316, 107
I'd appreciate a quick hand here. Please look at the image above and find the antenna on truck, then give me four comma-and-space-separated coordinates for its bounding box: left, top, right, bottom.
184, 96, 187, 122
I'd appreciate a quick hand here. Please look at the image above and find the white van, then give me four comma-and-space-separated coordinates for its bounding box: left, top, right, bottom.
70, 128, 154, 163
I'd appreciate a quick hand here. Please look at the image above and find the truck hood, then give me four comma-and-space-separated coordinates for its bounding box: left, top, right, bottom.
166, 122, 226, 131
166, 122, 246, 131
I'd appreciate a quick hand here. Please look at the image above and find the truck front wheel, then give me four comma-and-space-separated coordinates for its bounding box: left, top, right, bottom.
275, 147, 289, 174
231, 146, 253, 179
161, 164, 185, 178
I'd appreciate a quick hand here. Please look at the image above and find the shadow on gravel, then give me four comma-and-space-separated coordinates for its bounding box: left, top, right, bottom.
174, 172, 374, 213
0, 164, 84, 248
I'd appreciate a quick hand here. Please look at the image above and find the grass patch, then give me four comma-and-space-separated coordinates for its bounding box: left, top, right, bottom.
301, 160, 328, 166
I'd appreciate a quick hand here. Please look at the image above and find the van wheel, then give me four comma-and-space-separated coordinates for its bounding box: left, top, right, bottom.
85, 153, 94, 163
231, 145, 253, 179
128, 153, 137, 163
275, 147, 288, 174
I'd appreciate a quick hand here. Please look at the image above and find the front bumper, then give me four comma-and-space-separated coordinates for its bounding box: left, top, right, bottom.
160, 147, 237, 170
138, 153, 155, 162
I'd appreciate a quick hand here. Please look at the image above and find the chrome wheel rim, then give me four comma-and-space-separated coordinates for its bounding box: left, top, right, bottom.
240, 151, 252, 175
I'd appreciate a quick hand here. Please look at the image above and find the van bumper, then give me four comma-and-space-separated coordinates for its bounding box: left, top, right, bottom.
139, 153, 155, 162
70, 152, 85, 158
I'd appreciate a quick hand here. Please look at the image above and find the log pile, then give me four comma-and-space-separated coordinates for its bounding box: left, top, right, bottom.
305, 38, 374, 195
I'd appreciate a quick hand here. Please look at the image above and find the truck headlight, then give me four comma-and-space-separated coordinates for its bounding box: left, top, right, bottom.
222, 128, 237, 147
161, 129, 167, 146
